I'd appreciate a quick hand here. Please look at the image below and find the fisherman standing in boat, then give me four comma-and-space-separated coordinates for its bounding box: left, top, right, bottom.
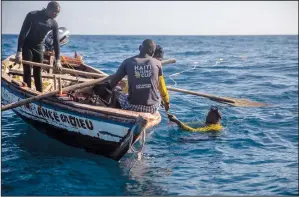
108, 39, 170, 114
15, 1, 62, 92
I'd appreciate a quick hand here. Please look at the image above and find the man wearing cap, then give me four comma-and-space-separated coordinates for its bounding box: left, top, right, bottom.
15, 1, 62, 92
108, 39, 170, 114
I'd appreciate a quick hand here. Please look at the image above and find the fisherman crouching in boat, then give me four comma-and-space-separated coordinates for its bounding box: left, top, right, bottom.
105, 39, 170, 114
167, 106, 223, 132
15, 1, 62, 92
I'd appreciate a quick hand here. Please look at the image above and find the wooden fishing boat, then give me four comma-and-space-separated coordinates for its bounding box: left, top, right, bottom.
1, 52, 161, 161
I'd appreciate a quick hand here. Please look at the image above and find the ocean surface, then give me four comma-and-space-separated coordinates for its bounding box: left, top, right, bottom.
1, 35, 298, 196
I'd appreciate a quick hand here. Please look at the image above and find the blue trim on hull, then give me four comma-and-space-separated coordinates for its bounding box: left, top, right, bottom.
15, 111, 132, 161
1, 81, 134, 128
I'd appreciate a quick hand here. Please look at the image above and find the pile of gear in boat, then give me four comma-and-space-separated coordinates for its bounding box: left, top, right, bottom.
69, 81, 123, 108
43, 26, 124, 108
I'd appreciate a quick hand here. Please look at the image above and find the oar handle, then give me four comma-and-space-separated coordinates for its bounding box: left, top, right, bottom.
166, 86, 236, 104
161, 58, 176, 65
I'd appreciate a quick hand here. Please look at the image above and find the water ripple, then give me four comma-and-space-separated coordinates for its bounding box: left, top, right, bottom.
2, 35, 298, 196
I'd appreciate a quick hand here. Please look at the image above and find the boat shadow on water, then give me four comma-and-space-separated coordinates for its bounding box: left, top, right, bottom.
15, 123, 119, 165
12, 117, 157, 169
3, 121, 169, 195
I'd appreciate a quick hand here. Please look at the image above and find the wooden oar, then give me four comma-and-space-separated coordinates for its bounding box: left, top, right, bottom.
82, 58, 177, 78
8, 69, 95, 83
166, 86, 267, 107
1, 76, 111, 112
161, 58, 176, 65
6, 58, 265, 107
9, 58, 175, 77
9, 58, 106, 78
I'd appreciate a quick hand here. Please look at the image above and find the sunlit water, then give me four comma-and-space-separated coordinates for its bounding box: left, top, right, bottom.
1, 35, 298, 195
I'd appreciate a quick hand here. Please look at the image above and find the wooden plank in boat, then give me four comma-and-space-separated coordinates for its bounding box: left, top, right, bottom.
8, 69, 93, 83
8, 58, 106, 79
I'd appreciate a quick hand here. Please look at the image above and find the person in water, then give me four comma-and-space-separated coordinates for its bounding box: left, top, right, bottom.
15, 1, 62, 92
108, 39, 170, 114
167, 106, 223, 132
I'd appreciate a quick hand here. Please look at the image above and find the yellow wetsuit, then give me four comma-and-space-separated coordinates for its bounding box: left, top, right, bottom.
177, 121, 223, 132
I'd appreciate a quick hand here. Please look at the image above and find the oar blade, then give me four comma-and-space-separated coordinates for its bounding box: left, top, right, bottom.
167, 86, 268, 107
231, 99, 267, 107
213, 97, 268, 107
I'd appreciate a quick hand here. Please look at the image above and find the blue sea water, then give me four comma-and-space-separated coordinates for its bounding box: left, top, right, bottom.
1, 35, 298, 196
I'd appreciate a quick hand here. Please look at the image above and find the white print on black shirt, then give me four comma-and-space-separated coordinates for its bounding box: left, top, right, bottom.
134, 64, 152, 78
136, 84, 151, 89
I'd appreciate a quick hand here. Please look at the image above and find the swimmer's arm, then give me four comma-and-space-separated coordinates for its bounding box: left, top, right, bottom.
173, 119, 197, 132
173, 118, 223, 132
185, 124, 223, 132
179, 123, 197, 132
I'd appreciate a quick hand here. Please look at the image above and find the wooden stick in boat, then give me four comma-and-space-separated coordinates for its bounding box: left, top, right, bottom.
81, 63, 108, 76
8, 58, 175, 79
9, 58, 106, 78
58, 77, 62, 95
8, 69, 94, 83
1, 76, 110, 112
53, 75, 57, 90
49, 56, 54, 74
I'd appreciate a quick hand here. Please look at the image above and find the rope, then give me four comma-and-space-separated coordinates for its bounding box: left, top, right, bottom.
169, 64, 198, 86
168, 60, 209, 86
168, 58, 224, 86
128, 128, 147, 172
60, 56, 81, 85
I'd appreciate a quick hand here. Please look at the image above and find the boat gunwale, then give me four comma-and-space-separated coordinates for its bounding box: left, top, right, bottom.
1, 58, 161, 127
1, 54, 162, 161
